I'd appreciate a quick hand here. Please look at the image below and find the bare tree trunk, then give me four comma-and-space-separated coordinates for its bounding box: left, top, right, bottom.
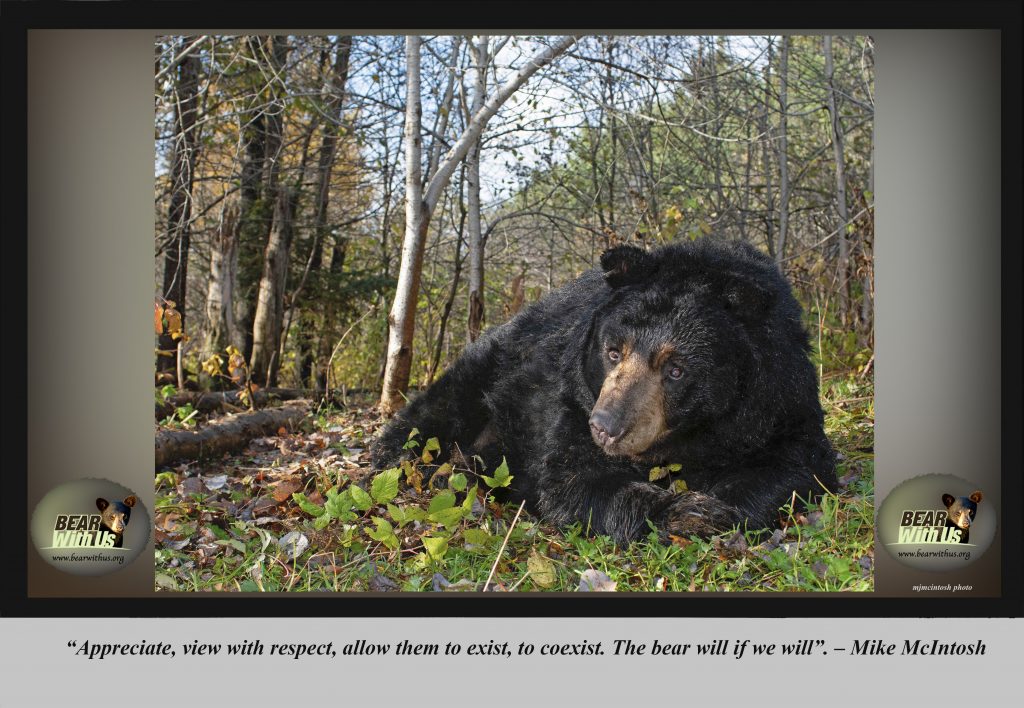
202, 202, 240, 363
759, 39, 774, 258
380, 36, 428, 416
235, 35, 291, 363
466, 36, 488, 342
157, 37, 202, 380
380, 35, 576, 416
430, 173, 468, 381
293, 37, 352, 389
824, 36, 851, 321
776, 36, 791, 267
250, 187, 298, 386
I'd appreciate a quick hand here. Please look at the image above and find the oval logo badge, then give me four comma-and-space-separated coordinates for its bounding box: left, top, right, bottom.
878, 474, 995, 571
31, 478, 150, 576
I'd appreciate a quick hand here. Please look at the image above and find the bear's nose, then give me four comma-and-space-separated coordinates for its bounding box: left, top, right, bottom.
589, 409, 624, 444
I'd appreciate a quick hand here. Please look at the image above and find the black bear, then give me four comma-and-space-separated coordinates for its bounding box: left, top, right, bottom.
942, 491, 983, 544
372, 239, 837, 544
96, 496, 136, 548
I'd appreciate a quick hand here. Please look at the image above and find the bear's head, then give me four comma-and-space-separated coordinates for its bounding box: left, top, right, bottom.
942, 491, 983, 531
96, 496, 137, 534
580, 242, 791, 459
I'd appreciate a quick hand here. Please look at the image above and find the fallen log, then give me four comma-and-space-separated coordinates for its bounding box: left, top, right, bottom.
155, 402, 311, 468
155, 387, 328, 420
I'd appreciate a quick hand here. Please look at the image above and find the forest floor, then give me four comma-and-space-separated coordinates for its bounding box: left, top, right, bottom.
153, 372, 874, 593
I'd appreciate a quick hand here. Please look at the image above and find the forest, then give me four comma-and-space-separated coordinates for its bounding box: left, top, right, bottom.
154, 35, 875, 593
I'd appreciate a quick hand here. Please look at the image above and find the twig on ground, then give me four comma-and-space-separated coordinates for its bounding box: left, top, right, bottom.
484, 499, 526, 592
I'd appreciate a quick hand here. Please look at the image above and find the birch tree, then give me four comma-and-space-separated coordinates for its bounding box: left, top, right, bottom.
465, 35, 488, 342
379, 35, 576, 416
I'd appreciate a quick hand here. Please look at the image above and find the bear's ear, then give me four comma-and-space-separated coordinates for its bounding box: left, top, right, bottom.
969, 491, 983, 504
722, 274, 775, 319
123, 496, 137, 508
941, 493, 955, 508
600, 245, 654, 288
96, 498, 110, 512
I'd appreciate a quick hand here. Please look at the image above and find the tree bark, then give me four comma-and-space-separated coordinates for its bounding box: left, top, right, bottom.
466, 36, 488, 342
250, 186, 298, 386
380, 35, 576, 416
776, 36, 791, 268
235, 35, 291, 362
824, 36, 851, 321
157, 37, 202, 379
380, 36, 427, 416
430, 178, 467, 381
292, 37, 352, 388
155, 402, 310, 467
202, 202, 240, 364
759, 39, 774, 259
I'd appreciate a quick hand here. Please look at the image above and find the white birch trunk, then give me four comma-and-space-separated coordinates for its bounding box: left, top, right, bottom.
466, 36, 488, 342
380, 35, 576, 415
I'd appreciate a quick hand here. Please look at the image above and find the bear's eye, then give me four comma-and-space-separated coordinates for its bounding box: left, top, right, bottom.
607, 348, 621, 363
667, 366, 683, 381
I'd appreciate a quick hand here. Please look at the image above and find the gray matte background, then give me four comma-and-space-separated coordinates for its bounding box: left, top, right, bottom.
10, 27, 1018, 705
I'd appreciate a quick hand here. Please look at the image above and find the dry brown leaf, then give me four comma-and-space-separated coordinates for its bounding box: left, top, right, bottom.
272, 478, 302, 502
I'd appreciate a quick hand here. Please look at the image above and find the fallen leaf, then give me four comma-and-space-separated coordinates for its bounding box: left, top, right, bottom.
203, 474, 229, 490
668, 534, 692, 549
578, 569, 617, 592
272, 478, 302, 502
527, 549, 557, 589
155, 574, 178, 590
369, 573, 400, 592
277, 531, 309, 561
179, 477, 208, 496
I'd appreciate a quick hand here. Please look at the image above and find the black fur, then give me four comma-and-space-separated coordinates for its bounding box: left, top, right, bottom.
373, 239, 837, 544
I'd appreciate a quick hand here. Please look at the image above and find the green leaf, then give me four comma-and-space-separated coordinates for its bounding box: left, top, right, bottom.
462, 528, 493, 547
649, 466, 668, 482
428, 506, 465, 529
371, 467, 402, 504
313, 513, 332, 530
292, 492, 325, 518
403, 428, 421, 450
462, 484, 478, 515
449, 472, 468, 492
422, 535, 449, 560
387, 503, 405, 525
669, 479, 689, 494
527, 549, 557, 588
428, 490, 456, 514
325, 489, 354, 518
667, 463, 683, 472
366, 517, 400, 551
349, 484, 373, 511
481, 457, 513, 488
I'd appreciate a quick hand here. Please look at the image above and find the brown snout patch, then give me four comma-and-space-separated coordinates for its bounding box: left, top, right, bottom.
593, 350, 668, 456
